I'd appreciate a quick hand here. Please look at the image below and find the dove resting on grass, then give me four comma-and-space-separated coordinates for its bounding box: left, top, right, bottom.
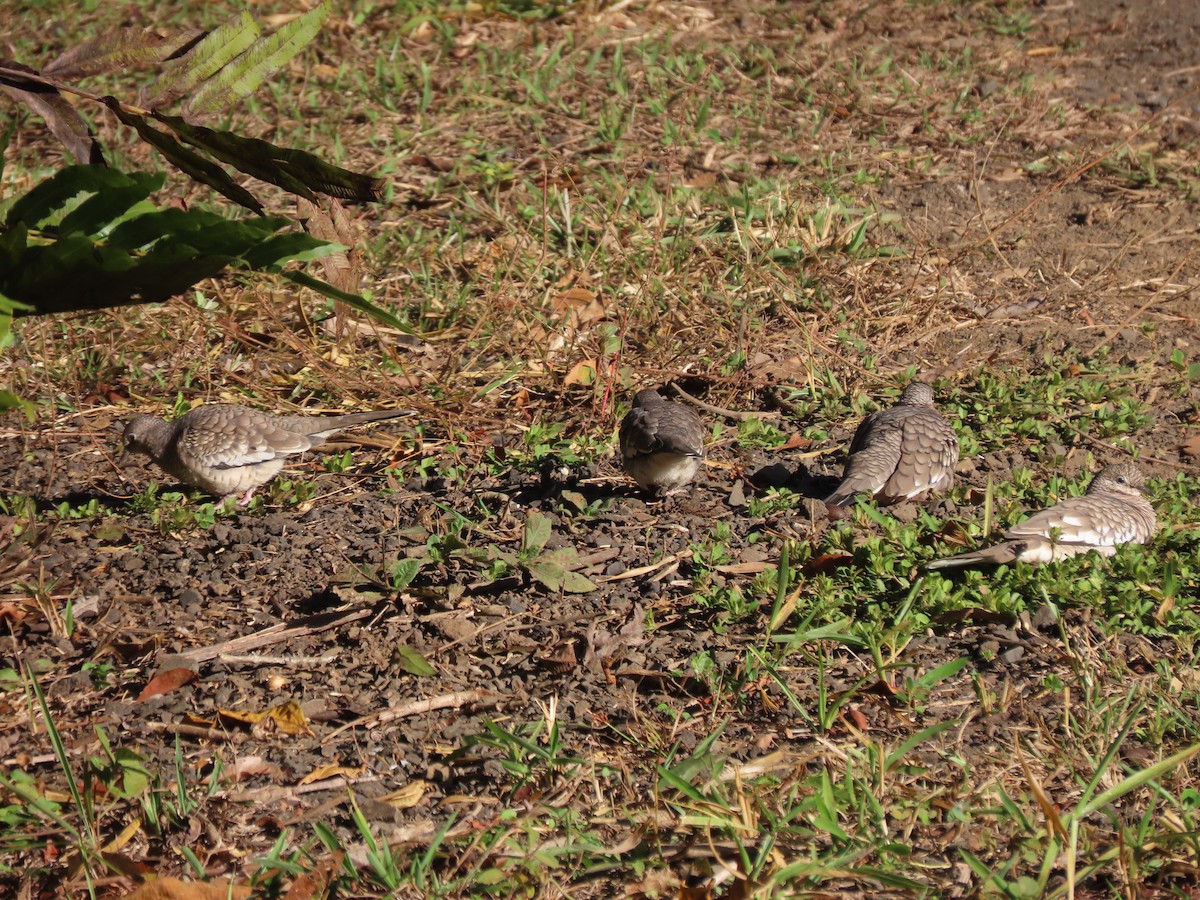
926, 462, 1156, 570
121, 403, 412, 505
825, 382, 959, 519
619, 389, 706, 495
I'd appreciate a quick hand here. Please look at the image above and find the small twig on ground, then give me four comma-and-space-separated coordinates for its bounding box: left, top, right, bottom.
145, 722, 233, 741
668, 384, 779, 421
598, 550, 690, 583
218, 653, 340, 667
171, 606, 374, 664
322, 689, 500, 744
222, 774, 383, 804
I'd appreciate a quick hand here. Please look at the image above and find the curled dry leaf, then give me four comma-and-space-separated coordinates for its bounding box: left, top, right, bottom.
379, 779, 427, 809
299, 762, 364, 785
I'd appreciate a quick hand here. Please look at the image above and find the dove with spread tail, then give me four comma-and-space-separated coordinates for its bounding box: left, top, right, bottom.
121, 403, 412, 504
619, 389, 705, 495
926, 462, 1156, 569
825, 382, 959, 519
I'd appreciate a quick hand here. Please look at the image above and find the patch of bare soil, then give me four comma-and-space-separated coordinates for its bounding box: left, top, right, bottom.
2, 0, 1199, 895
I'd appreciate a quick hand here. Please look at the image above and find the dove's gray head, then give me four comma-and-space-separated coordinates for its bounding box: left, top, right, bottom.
899, 382, 936, 407
1087, 462, 1147, 496
633, 389, 665, 408
121, 415, 173, 462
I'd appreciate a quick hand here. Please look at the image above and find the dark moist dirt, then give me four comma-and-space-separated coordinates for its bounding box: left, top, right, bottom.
2, 0, 1200, 895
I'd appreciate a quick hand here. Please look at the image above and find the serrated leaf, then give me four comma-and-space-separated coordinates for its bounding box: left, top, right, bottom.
106, 99, 263, 214
155, 114, 316, 199
389, 558, 422, 590
0, 224, 28, 272
527, 549, 598, 594
394, 646, 435, 677
273, 146, 385, 202
526, 559, 567, 592
154, 113, 382, 202
44, 28, 200, 79
144, 13, 260, 109
522, 511, 553, 555
559, 570, 599, 593
0, 61, 102, 165
187, 0, 331, 116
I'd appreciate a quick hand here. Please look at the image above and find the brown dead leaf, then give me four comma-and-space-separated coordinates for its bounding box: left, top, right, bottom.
300, 197, 360, 298
300, 763, 364, 785
564, 358, 597, 388
844, 707, 869, 730
137, 668, 196, 702
218, 700, 312, 736
536, 639, 579, 673
119, 877, 252, 900
227, 755, 282, 782
379, 779, 427, 809
550, 287, 609, 328
777, 433, 813, 451
410, 154, 455, 172
284, 851, 344, 900
0, 601, 30, 624
1178, 434, 1200, 459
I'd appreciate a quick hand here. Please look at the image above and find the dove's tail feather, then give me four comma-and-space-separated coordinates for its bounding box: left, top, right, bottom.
824, 482, 863, 510
924, 553, 985, 571
294, 408, 415, 438
330, 408, 416, 428
925, 542, 1021, 571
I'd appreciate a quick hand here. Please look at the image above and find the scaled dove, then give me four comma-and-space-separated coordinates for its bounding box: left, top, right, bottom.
825, 382, 959, 519
619, 389, 705, 495
121, 403, 411, 504
926, 462, 1156, 569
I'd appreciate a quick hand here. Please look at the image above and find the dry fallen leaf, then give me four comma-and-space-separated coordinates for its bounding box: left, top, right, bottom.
284, 852, 344, 900
778, 433, 813, 451
379, 779, 428, 809
300, 762, 365, 785
218, 700, 313, 736
137, 668, 196, 702
1178, 434, 1200, 459
563, 358, 597, 388
227, 755, 283, 782
119, 877, 252, 900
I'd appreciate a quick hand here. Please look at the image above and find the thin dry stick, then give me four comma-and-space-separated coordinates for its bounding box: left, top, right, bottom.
222, 774, 384, 804
668, 384, 778, 421
145, 722, 232, 741
322, 689, 499, 743
173, 606, 374, 664
217, 653, 339, 667
598, 550, 690, 583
